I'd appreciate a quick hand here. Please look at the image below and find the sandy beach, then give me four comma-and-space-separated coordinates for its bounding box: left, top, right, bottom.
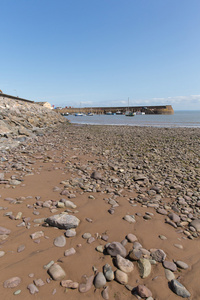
1, 123, 200, 300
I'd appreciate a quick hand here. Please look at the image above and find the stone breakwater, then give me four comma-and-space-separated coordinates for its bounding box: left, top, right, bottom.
0, 97, 67, 150
0, 121, 200, 299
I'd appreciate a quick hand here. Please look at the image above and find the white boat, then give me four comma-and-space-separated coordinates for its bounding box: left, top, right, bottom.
134, 111, 145, 115
125, 98, 134, 117
87, 112, 94, 116
75, 112, 84, 116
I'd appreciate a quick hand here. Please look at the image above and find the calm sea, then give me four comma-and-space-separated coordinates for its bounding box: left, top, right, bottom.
65, 111, 200, 128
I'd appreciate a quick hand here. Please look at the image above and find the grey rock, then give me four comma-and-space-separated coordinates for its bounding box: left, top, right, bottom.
164, 269, 175, 281
64, 247, 76, 256
103, 264, 114, 281
94, 272, 106, 289
53, 235, 66, 247
65, 229, 76, 237
175, 261, 189, 270
106, 242, 127, 257
151, 249, 166, 262
102, 286, 109, 299
171, 279, 191, 298
163, 261, 177, 272
137, 285, 152, 298
45, 213, 80, 229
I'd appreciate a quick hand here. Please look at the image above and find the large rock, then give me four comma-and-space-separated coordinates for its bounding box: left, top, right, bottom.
45, 213, 80, 230
114, 270, 128, 285
106, 242, 127, 257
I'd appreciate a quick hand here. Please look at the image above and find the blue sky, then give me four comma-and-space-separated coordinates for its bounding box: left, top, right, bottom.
1, 0, 200, 110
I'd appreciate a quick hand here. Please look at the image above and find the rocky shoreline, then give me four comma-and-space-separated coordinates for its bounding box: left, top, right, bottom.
0, 113, 200, 299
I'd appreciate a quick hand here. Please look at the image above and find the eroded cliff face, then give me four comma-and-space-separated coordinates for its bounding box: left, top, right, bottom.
0, 96, 67, 149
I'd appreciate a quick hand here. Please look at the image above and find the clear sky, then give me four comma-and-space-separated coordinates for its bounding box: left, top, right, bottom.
1, 0, 200, 110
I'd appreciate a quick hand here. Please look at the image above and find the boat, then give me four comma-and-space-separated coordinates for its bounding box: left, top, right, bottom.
116, 111, 122, 115
134, 111, 145, 115
106, 111, 112, 115
125, 111, 134, 117
125, 97, 134, 117
75, 112, 84, 116
87, 112, 94, 116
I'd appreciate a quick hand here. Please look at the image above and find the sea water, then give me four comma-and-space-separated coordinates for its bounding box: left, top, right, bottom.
65, 111, 200, 128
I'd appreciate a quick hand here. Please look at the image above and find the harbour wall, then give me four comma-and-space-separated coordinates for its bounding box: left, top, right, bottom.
59, 105, 174, 115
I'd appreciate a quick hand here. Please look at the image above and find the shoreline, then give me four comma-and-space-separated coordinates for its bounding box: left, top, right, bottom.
0, 123, 200, 299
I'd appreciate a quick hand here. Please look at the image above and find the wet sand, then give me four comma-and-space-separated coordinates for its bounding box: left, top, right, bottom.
0, 124, 200, 299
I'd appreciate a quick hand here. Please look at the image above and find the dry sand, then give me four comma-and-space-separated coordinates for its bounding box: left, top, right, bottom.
0, 124, 200, 300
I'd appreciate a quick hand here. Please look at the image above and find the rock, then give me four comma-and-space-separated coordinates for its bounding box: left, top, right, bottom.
78, 275, 94, 293
17, 245, 25, 253
13, 290, 21, 295
64, 247, 76, 256
106, 242, 127, 257
53, 235, 66, 247
30, 231, 44, 239
65, 229, 76, 237
150, 249, 166, 262
137, 285, 152, 298
48, 263, 66, 280
126, 233, 137, 243
164, 269, 175, 281
128, 248, 142, 261
45, 213, 80, 229
190, 219, 200, 232
168, 212, 180, 223
170, 279, 191, 298
34, 278, 45, 286
103, 264, 114, 281
82, 232, 92, 239
163, 261, 177, 272
96, 245, 104, 253
102, 286, 109, 299
43, 260, 54, 270
0, 226, 11, 235
115, 269, 128, 285
0, 250, 5, 257
91, 171, 102, 180
27, 283, 39, 294
115, 255, 134, 273
138, 259, 151, 278
175, 261, 189, 270
123, 215, 136, 223
94, 272, 106, 289
62, 200, 77, 209
4, 277, 21, 288
61, 280, 79, 289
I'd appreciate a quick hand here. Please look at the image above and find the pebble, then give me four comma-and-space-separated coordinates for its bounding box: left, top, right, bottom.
94, 272, 106, 289
126, 233, 137, 243
0, 250, 5, 257
115, 254, 134, 273
138, 258, 152, 278
162, 261, 177, 272
82, 232, 92, 239
61, 280, 79, 289
137, 285, 152, 298
175, 261, 189, 270
65, 229, 76, 237
48, 263, 66, 280
171, 279, 191, 298
103, 263, 114, 281
30, 231, 44, 239
114, 269, 128, 285
64, 247, 76, 256
17, 245, 25, 253
4, 277, 21, 288
27, 283, 39, 294
106, 242, 127, 257
164, 269, 175, 281
53, 235, 66, 247
13, 289, 21, 295
102, 286, 109, 299
123, 214, 136, 223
